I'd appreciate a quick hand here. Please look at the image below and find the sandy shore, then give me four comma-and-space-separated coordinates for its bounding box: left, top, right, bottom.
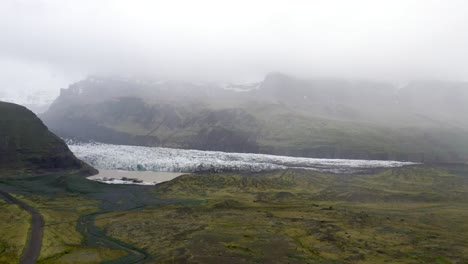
88, 170, 186, 185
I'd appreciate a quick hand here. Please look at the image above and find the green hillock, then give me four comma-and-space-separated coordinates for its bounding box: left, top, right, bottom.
0, 101, 96, 176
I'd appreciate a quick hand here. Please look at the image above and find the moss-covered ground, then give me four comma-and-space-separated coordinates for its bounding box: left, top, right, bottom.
0, 199, 30, 263
1, 164, 468, 263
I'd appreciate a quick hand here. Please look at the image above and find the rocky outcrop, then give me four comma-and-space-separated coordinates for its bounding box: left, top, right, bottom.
0, 101, 97, 176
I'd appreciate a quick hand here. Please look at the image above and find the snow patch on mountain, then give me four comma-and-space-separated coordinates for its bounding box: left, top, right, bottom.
222, 82, 261, 92
67, 141, 416, 174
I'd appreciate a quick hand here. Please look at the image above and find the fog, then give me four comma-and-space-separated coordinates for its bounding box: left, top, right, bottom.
1, 0, 468, 99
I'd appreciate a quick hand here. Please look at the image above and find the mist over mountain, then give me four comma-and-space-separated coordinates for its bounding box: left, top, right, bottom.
3, 0, 468, 100
0, 90, 55, 114
42, 73, 468, 163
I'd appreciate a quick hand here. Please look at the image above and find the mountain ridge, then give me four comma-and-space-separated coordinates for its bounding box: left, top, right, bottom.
41, 73, 468, 163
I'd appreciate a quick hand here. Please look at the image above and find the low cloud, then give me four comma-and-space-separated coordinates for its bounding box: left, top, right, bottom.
1, 0, 468, 97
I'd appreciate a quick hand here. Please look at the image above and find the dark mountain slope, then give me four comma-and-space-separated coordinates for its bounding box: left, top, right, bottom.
0, 101, 96, 176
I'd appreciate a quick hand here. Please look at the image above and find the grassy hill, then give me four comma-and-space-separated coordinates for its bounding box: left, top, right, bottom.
0, 101, 96, 176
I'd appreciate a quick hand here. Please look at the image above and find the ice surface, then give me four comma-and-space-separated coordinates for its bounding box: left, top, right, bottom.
68, 141, 416, 174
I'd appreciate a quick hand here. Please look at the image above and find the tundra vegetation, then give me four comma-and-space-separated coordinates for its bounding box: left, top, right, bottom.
1, 164, 468, 263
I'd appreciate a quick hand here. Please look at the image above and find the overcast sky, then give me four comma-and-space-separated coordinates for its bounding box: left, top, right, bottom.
1, 0, 468, 100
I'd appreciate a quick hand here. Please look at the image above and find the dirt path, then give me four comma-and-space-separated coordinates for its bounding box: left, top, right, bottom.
0, 190, 44, 264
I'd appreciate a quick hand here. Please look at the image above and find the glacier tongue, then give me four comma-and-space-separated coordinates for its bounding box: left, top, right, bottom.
67, 141, 416, 174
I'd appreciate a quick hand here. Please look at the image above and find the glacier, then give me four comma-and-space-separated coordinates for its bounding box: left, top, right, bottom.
67, 141, 416, 174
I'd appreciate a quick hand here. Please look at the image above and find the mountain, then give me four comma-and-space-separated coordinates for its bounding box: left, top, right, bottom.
0, 101, 97, 176
41, 74, 468, 163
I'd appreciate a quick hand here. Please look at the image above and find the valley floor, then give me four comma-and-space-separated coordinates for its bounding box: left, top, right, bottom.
1, 164, 468, 263
0, 190, 43, 264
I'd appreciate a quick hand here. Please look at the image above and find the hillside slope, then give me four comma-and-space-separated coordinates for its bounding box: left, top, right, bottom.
41, 74, 468, 162
0, 101, 96, 176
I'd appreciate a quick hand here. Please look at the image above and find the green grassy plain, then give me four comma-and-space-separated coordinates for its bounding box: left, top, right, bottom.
0, 199, 30, 263
1, 164, 468, 263
14, 194, 129, 263
94, 167, 468, 263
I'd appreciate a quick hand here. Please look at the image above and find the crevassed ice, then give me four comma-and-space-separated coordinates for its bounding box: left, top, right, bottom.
67, 141, 416, 174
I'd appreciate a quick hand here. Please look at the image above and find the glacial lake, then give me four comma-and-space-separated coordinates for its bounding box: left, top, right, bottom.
88, 170, 186, 185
